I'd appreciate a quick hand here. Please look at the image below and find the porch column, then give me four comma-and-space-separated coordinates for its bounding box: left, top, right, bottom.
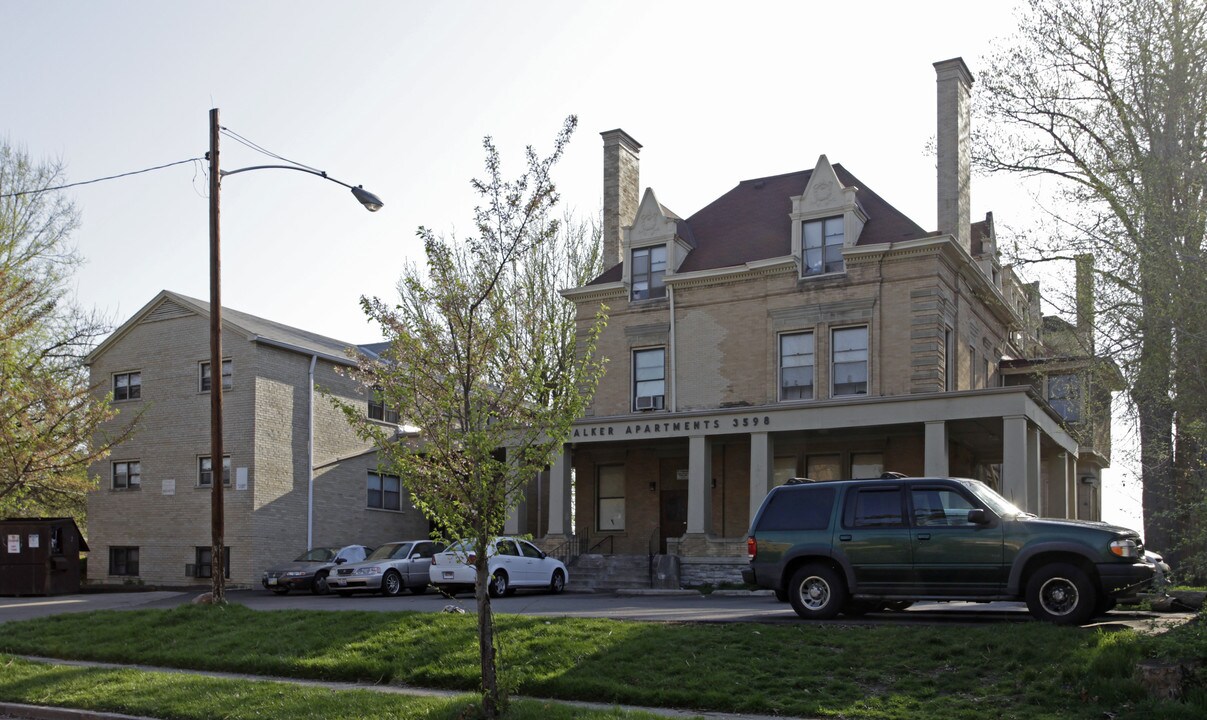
686, 435, 713, 535
503, 448, 527, 535
1045, 452, 1068, 519
546, 444, 572, 537
1002, 415, 1028, 509
1066, 454, 1078, 521
924, 421, 949, 476
749, 431, 772, 527
1027, 425, 1042, 516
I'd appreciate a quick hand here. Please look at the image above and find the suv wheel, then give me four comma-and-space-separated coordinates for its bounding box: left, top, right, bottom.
1025, 563, 1096, 625
788, 564, 845, 620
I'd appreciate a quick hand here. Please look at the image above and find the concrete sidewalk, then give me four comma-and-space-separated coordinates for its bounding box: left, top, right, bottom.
4, 655, 811, 720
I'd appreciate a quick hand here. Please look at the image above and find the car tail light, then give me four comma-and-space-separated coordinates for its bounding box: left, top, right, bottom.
747, 536, 757, 561
467, 553, 477, 565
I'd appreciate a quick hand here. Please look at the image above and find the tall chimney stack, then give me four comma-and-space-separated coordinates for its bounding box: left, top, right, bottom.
1075, 254, 1096, 353
601, 129, 642, 269
934, 58, 974, 253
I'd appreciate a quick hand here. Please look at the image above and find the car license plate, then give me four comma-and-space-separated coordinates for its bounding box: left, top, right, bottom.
267, 578, 277, 585
442, 571, 454, 579
334, 579, 347, 586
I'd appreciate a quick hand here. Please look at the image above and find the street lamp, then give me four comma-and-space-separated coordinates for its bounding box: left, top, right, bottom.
206, 107, 382, 603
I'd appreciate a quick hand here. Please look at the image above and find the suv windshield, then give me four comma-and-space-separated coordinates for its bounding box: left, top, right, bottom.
294, 548, 336, 562
957, 479, 1026, 518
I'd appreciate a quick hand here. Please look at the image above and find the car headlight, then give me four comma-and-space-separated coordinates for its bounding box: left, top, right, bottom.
354, 566, 381, 575
283, 571, 309, 578
1110, 539, 1139, 558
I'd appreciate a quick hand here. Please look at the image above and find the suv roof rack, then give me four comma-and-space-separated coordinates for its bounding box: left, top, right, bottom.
784, 471, 909, 486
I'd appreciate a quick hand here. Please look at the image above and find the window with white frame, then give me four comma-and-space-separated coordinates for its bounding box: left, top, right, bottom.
597, 465, 625, 531
779, 331, 815, 400
631, 245, 667, 300
1048, 374, 1082, 422
200, 359, 233, 392
367, 471, 402, 511
832, 326, 868, 396
114, 371, 141, 401
633, 348, 666, 411
112, 461, 141, 490
198, 456, 231, 487
803, 217, 844, 276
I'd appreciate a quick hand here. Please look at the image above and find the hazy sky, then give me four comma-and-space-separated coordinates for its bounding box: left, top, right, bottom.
1, 1, 1143, 528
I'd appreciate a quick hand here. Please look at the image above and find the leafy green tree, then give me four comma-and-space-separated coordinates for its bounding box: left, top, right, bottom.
976, 0, 1207, 577
0, 142, 133, 526
337, 117, 606, 718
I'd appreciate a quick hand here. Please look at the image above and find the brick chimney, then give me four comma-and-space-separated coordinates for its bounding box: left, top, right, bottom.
1075, 254, 1095, 353
934, 58, 974, 253
601, 129, 641, 269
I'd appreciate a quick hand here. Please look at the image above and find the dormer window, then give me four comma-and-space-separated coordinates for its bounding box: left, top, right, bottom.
803, 217, 844, 276
1048, 374, 1082, 422
631, 245, 666, 300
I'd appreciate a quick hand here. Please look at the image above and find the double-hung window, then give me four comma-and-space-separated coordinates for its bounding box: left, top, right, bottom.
112, 461, 141, 490
368, 390, 400, 424
631, 245, 667, 300
367, 471, 402, 511
633, 348, 666, 411
832, 326, 868, 396
198, 456, 231, 487
779, 331, 814, 400
109, 547, 139, 576
200, 359, 233, 392
194, 546, 230, 579
114, 371, 141, 401
803, 217, 844, 276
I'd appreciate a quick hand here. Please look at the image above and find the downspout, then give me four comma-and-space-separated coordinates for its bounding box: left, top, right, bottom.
307, 354, 317, 550
669, 284, 677, 412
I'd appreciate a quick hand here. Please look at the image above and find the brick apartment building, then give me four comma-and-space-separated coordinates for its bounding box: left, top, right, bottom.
520, 58, 1117, 585
85, 291, 427, 587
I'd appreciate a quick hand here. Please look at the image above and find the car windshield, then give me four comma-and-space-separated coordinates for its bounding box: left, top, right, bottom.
366, 543, 410, 561
957, 479, 1027, 518
294, 548, 336, 562
445, 539, 475, 554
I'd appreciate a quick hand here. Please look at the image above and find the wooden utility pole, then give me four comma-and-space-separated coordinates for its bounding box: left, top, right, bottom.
208, 107, 226, 603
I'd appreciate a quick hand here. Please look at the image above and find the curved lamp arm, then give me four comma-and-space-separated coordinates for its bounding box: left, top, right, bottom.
220, 164, 383, 211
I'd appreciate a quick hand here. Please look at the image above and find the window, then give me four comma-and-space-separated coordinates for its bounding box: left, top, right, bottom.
1048, 374, 1082, 422
851, 453, 884, 478
803, 216, 844, 276
844, 487, 905, 528
911, 487, 979, 527
806, 454, 842, 481
112, 461, 141, 490
194, 546, 230, 579
779, 332, 814, 400
520, 540, 543, 559
631, 245, 667, 300
367, 471, 401, 510
832, 326, 868, 396
109, 547, 139, 576
597, 465, 625, 531
114, 371, 141, 401
200, 359, 233, 392
198, 456, 231, 487
633, 348, 666, 411
368, 390, 400, 424
773, 456, 798, 487
968, 345, 976, 389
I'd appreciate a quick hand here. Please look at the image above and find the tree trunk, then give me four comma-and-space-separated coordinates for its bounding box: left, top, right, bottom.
476, 546, 499, 719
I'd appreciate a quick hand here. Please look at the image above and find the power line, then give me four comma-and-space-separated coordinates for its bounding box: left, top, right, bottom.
0, 157, 205, 199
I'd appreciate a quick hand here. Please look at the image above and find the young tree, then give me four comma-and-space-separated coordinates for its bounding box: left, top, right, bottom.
0, 142, 134, 524
975, 0, 1207, 576
337, 117, 606, 718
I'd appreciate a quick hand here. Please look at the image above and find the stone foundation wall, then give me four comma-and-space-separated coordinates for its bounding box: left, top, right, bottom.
680, 557, 748, 587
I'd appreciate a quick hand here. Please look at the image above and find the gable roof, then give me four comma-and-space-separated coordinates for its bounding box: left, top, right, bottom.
588, 163, 930, 284
87, 290, 376, 366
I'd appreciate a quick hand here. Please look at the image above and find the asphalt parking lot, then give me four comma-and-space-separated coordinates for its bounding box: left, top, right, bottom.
1, 586, 1193, 632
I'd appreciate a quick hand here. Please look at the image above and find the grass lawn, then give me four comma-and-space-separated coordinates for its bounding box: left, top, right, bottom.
1, 606, 1204, 720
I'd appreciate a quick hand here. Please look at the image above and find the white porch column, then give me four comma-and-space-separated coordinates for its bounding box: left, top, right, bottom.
686, 435, 713, 535
924, 421, 949, 476
1002, 415, 1028, 509
749, 432, 772, 527
1045, 452, 1068, 519
1027, 425, 1042, 516
546, 444, 573, 536
1066, 454, 1078, 521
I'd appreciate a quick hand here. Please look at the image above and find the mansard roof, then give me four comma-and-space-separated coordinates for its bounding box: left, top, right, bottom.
588, 164, 929, 285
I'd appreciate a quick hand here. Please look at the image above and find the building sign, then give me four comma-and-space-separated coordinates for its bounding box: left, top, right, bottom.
572, 413, 774, 440
162, 478, 175, 496
28, 533, 39, 549
6, 535, 19, 554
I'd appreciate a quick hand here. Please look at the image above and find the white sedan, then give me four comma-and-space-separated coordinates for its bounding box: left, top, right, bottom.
429, 536, 568, 597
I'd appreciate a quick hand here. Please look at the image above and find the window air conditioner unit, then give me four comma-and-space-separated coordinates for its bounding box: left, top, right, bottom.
635, 395, 664, 411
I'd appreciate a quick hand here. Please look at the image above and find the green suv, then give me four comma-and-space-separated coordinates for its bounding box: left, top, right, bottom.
742, 475, 1155, 625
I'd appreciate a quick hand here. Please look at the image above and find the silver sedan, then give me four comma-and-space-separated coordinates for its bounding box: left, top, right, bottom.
328, 540, 443, 597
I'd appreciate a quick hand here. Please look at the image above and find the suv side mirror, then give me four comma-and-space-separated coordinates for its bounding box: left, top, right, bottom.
967, 508, 990, 525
